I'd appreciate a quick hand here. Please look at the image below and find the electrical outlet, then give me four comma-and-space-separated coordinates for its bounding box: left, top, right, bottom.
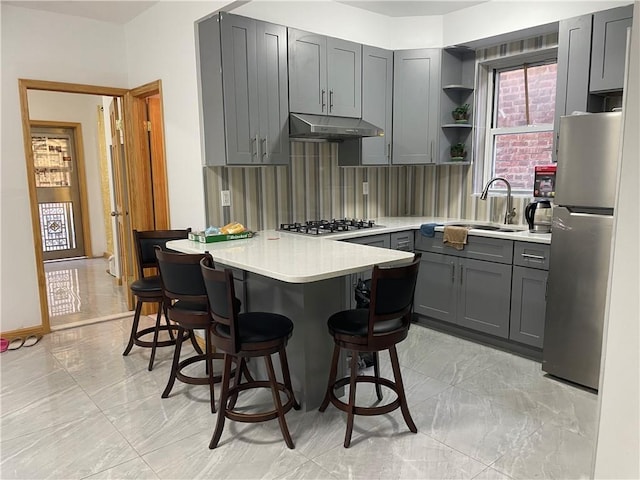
362, 182, 369, 195
221, 190, 231, 207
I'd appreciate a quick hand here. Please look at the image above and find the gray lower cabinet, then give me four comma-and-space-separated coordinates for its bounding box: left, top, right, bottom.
391, 231, 414, 251
509, 242, 550, 348
198, 13, 289, 166
414, 252, 458, 324
554, 14, 592, 163
392, 49, 440, 164
510, 266, 548, 348
288, 28, 361, 118
414, 252, 512, 338
590, 5, 634, 93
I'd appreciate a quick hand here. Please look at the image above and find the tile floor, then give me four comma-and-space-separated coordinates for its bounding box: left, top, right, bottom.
44, 258, 131, 329
0, 317, 598, 479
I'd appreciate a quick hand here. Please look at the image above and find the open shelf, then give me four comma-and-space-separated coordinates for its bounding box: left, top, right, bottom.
442, 123, 472, 128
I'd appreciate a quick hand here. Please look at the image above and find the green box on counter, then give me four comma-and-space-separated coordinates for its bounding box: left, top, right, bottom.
189, 231, 254, 243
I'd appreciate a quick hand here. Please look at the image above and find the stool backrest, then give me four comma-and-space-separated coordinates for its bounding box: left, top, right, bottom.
200, 254, 240, 353
133, 229, 191, 278
154, 247, 207, 304
367, 253, 422, 340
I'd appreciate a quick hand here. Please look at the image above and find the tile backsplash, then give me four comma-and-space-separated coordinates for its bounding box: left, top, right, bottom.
204, 142, 531, 230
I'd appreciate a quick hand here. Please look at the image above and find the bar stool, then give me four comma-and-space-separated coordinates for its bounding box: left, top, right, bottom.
200, 254, 300, 449
319, 254, 422, 447
122, 228, 191, 371
154, 248, 222, 413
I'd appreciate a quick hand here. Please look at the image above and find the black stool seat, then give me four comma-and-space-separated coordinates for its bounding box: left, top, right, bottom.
328, 309, 403, 338
319, 254, 422, 448
201, 255, 300, 450
215, 313, 293, 344
122, 229, 191, 371
129, 276, 162, 295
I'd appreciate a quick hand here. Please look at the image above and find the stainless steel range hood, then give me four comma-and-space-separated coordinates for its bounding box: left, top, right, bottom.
289, 113, 383, 142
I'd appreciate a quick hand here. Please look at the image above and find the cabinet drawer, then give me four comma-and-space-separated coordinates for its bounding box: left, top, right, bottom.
415, 232, 513, 264
391, 231, 414, 251
513, 242, 551, 270
345, 233, 391, 249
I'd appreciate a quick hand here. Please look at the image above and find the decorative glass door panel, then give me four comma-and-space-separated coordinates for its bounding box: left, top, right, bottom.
32, 127, 86, 260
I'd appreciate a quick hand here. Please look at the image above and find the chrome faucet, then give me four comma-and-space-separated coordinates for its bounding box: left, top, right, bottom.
480, 177, 517, 224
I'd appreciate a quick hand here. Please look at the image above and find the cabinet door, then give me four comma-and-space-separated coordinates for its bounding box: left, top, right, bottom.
327, 38, 362, 118
392, 49, 440, 164
256, 21, 289, 165
288, 28, 327, 115
457, 258, 512, 338
553, 14, 592, 163
414, 252, 457, 324
510, 266, 547, 348
362, 46, 393, 165
590, 5, 633, 93
220, 14, 259, 165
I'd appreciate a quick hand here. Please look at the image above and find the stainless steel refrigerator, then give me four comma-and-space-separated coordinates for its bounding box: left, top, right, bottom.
542, 111, 622, 390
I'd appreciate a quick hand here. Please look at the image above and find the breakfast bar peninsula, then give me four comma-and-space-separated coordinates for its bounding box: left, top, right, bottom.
167, 230, 413, 410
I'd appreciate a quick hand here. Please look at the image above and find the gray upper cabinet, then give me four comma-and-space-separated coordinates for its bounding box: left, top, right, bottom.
590, 5, 634, 93
198, 13, 289, 166
553, 14, 593, 163
362, 45, 393, 165
392, 49, 440, 164
288, 29, 361, 118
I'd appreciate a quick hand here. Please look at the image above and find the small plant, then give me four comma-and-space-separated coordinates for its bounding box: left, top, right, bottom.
452, 104, 471, 123
450, 143, 467, 160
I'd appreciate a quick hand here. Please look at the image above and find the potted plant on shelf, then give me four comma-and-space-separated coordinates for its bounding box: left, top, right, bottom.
450, 143, 467, 161
452, 104, 471, 123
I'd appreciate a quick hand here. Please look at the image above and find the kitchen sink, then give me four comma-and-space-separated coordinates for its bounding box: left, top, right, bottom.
448, 223, 523, 233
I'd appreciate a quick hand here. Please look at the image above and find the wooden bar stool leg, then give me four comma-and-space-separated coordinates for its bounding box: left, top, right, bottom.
148, 302, 164, 371
278, 348, 300, 410
190, 331, 204, 355
163, 302, 175, 341
210, 354, 233, 449
122, 300, 143, 356
265, 354, 294, 449
389, 346, 417, 434
206, 327, 216, 413
241, 359, 255, 383
372, 351, 383, 401
227, 357, 244, 410
162, 326, 184, 399
319, 344, 341, 412
344, 350, 359, 448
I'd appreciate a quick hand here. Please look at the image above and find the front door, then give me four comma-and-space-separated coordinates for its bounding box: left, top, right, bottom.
32, 126, 86, 261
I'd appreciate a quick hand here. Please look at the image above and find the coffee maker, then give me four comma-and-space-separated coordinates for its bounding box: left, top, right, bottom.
525, 200, 552, 233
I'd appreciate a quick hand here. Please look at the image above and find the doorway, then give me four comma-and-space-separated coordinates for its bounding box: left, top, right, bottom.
32, 124, 88, 261
16, 79, 170, 336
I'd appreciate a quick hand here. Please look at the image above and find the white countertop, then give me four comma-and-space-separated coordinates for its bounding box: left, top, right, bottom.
328, 217, 552, 245
167, 231, 414, 284
167, 217, 550, 284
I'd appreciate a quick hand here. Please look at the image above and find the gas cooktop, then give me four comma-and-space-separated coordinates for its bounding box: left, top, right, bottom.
279, 219, 382, 236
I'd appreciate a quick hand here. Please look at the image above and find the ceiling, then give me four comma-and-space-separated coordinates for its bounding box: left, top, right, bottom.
337, 1, 488, 17
3, 1, 158, 24
4, 0, 488, 24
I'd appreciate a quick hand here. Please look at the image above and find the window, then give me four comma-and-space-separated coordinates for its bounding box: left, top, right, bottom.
482, 60, 557, 194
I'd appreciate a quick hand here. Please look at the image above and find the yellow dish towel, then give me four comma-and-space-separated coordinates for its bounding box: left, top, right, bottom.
443, 226, 470, 250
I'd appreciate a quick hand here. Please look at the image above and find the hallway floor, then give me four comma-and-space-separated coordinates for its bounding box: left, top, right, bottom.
44, 258, 131, 329
0, 318, 598, 479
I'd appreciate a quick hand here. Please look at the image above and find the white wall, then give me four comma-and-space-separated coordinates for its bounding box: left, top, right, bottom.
28, 91, 108, 257
0, 4, 128, 332
594, 2, 640, 477
123, 1, 235, 232
444, 1, 632, 46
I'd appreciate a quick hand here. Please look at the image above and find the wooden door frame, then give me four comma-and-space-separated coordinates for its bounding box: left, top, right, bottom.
16, 78, 170, 337
30, 120, 93, 260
